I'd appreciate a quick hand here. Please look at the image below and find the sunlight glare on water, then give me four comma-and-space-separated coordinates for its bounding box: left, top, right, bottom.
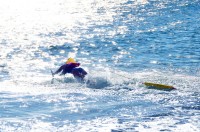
0, 0, 200, 131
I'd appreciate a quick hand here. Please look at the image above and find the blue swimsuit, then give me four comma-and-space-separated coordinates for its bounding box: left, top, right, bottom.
53, 63, 87, 79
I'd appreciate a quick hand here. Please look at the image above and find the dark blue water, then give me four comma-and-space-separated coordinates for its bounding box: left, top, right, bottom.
0, 0, 200, 131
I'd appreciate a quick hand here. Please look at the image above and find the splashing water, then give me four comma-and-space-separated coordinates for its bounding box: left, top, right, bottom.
0, 0, 200, 131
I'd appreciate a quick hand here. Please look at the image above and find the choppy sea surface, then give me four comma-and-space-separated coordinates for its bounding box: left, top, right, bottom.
0, 0, 200, 131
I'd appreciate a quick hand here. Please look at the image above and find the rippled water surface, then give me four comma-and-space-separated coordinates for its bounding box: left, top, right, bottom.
0, 0, 200, 131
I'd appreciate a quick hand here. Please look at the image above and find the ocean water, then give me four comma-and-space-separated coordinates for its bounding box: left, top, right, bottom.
0, 0, 200, 131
